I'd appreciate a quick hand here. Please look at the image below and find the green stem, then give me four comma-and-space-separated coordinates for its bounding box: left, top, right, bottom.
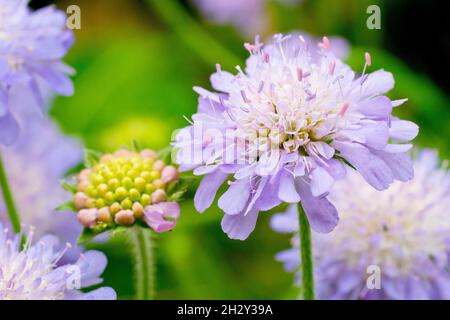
128, 226, 155, 300
298, 202, 315, 300
0, 152, 21, 233
146, 0, 241, 69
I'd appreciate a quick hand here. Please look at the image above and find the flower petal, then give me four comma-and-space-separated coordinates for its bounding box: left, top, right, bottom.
0, 112, 20, 146
218, 180, 251, 215
310, 166, 335, 197
194, 170, 228, 213
334, 141, 394, 190
278, 170, 300, 203
221, 210, 259, 240
389, 120, 419, 142
297, 180, 339, 233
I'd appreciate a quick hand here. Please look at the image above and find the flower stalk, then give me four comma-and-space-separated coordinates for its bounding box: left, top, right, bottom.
128, 226, 155, 300
298, 202, 314, 300
0, 152, 21, 233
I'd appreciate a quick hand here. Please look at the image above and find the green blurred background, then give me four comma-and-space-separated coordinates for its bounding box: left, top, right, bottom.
32, 0, 449, 299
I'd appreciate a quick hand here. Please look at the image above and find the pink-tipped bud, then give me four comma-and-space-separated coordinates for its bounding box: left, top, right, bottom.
114, 210, 135, 225
77, 209, 98, 228
161, 166, 179, 183
77, 169, 91, 183
74, 192, 89, 210
140, 149, 157, 160
132, 202, 144, 218
114, 149, 132, 158
152, 160, 166, 172
151, 189, 166, 204
97, 207, 112, 223
365, 52, 371, 66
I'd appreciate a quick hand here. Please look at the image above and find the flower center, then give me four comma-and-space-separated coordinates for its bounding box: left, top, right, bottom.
75, 149, 179, 229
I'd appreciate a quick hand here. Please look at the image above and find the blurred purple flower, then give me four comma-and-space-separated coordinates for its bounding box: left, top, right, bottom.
0, 223, 116, 300
0, 0, 74, 145
271, 150, 450, 299
0, 92, 83, 247
193, 0, 301, 36
175, 33, 417, 240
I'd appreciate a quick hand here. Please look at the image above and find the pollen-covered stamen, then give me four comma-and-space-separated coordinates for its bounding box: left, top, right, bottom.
74, 149, 179, 229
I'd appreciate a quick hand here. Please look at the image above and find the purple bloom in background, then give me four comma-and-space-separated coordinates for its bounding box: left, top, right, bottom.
0, 93, 83, 246
0, 0, 74, 145
193, 0, 300, 36
271, 150, 450, 299
0, 223, 116, 299
175, 33, 418, 240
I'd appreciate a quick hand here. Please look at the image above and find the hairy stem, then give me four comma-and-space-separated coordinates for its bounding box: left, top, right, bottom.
298, 202, 315, 300
0, 152, 21, 233
128, 226, 155, 300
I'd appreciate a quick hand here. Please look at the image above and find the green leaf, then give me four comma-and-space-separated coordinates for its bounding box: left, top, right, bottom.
60, 181, 77, 194
55, 201, 76, 211
83, 148, 102, 168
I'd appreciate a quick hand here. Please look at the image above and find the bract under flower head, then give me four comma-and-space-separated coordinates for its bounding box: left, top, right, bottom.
175, 33, 418, 240
73, 149, 181, 234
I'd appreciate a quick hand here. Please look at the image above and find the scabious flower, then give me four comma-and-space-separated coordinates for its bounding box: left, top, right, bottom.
193, 0, 300, 36
175, 33, 418, 240
0, 96, 83, 245
271, 150, 450, 299
73, 149, 181, 234
0, 0, 74, 145
0, 223, 116, 299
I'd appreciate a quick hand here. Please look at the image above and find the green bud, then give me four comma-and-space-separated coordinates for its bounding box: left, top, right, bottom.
134, 177, 146, 192
122, 177, 133, 189
108, 178, 120, 190
129, 188, 140, 201
115, 187, 128, 201
97, 183, 108, 196
121, 198, 132, 210
140, 194, 151, 206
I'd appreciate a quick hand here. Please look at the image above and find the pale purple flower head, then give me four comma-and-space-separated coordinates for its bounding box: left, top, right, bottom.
271, 150, 450, 299
0, 223, 116, 300
0, 96, 83, 246
175, 33, 418, 240
0, 0, 74, 145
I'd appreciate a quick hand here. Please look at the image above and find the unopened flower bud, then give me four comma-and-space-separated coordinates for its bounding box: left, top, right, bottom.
110, 202, 122, 214
132, 202, 144, 218
77, 209, 98, 227
97, 207, 112, 223
153, 179, 166, 189
161, 166, 179, 183
115, 210, 135, 225
73, 148, 183, 230
153, 160, 165, 172
140, 149, 157, 159
74, 192, 89, 210
151, 189, 166, 204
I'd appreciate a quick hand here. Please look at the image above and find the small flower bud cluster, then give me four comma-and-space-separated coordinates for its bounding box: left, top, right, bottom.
74, 149, 179, 230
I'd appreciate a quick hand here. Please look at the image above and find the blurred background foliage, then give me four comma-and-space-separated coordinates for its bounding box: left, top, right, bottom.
29, 0, 449, 299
